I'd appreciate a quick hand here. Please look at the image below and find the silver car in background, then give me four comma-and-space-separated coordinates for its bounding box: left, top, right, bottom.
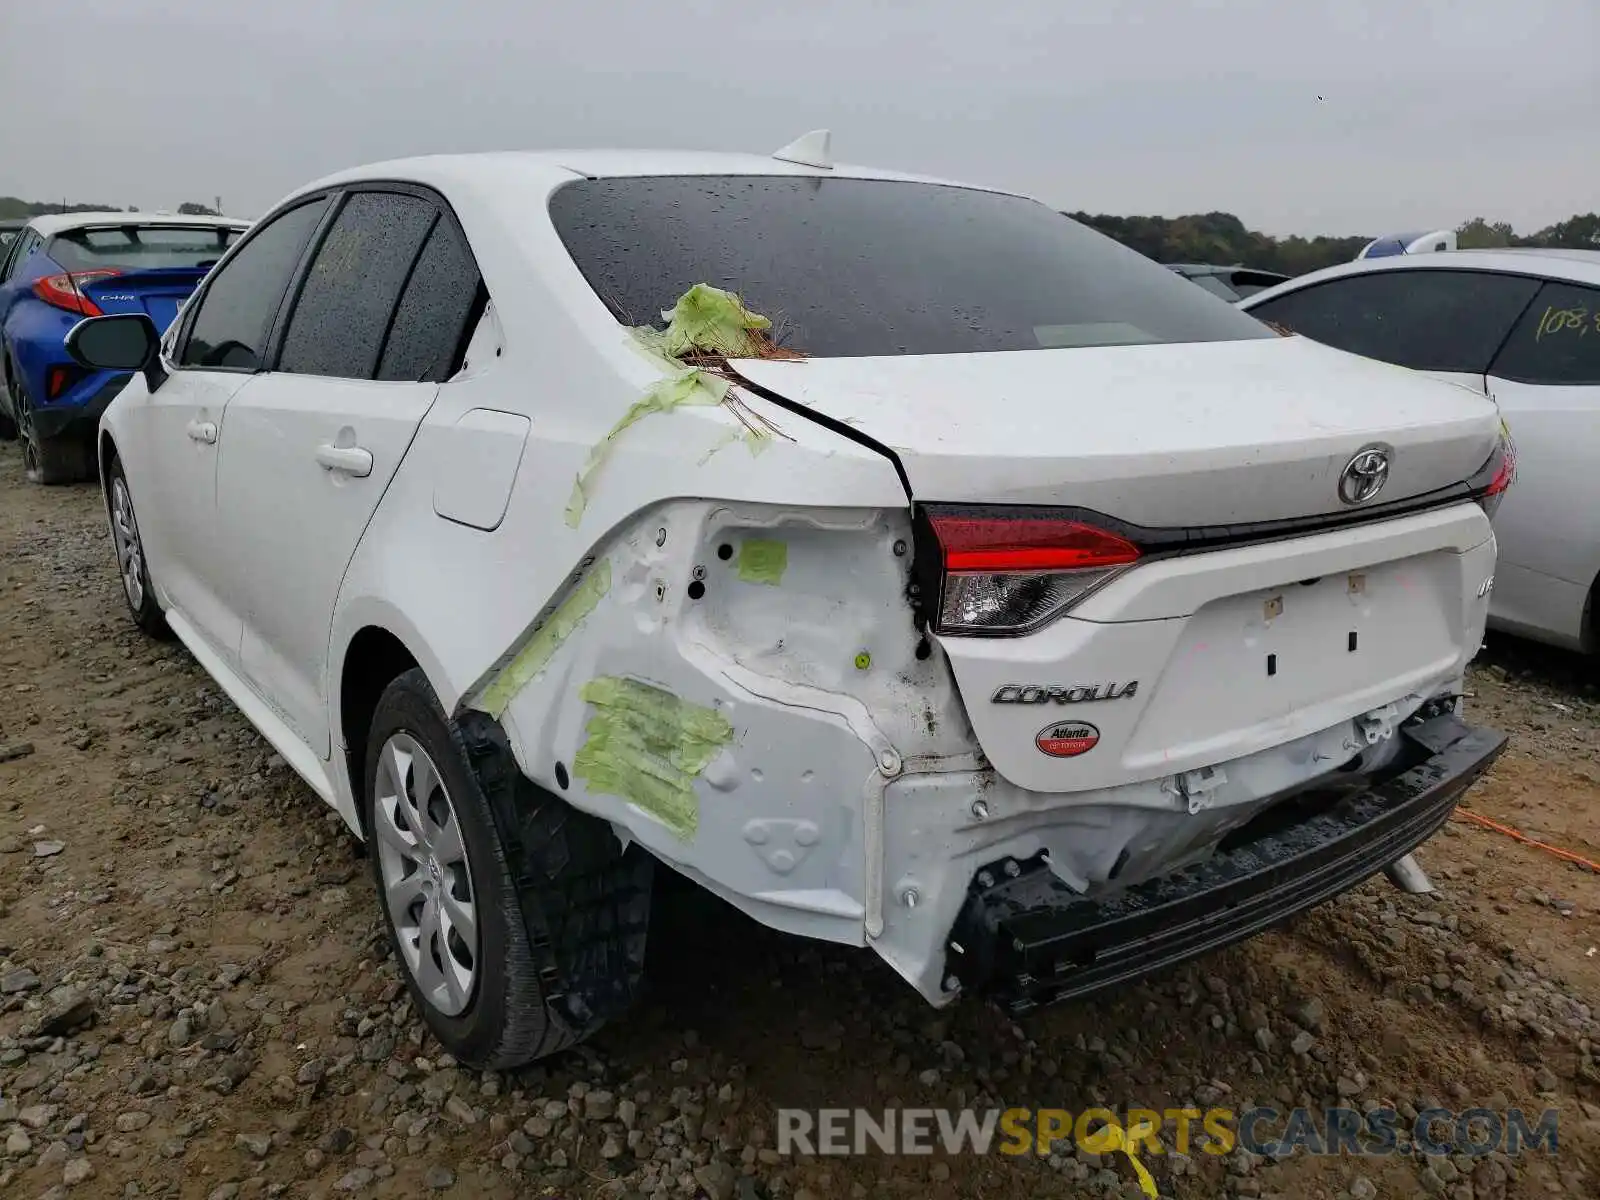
1242, 249, 1600, 656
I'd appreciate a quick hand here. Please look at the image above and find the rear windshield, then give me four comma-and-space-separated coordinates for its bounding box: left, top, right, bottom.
548, 176, 1273, 357
48, 225, 244, 272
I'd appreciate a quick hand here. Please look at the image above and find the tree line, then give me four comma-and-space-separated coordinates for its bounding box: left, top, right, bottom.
1068, 211, 1600, 276
0, 197, 223, 219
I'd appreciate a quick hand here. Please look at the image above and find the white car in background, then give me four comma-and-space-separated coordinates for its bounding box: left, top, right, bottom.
66, 137, 1510, 1068
1241, 249, 1600, 656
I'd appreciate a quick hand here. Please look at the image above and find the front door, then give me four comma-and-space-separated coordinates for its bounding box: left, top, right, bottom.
142, 195, 334, 661
214, 188, 484, 756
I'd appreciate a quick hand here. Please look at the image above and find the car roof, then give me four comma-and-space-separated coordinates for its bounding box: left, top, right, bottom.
290, 148, 1026, 208
25, 211, 250, 238
1239, 247, 1600, 308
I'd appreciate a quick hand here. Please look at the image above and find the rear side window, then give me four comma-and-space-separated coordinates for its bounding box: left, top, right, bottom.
1248, 270, 1539, 373
1, 230, 41, 282
1229, 271, 1288, 299
549, 176, 1273, 357
182, 197, 331, 370
279, 192, 437, 380
376, 217, 483, 383
1490, 280, 1600, 385
1189, 275, 1241, 302
48, 225, 242, 272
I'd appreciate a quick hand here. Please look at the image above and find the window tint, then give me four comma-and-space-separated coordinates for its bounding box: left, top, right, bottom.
549, 176, 1273, 357
181, 198, 330, 370
376, 217, 482, 383
278, 192, 436, 380
1248, 270, 1539, 373
48, 225, 244, 272
1490, 280, 1600, 386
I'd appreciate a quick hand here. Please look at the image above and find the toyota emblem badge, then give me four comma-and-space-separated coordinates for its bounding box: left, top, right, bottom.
1338, 445, 1391, 505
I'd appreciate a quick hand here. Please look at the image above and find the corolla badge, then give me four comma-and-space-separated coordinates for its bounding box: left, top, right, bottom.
1338, 445, 1391, 505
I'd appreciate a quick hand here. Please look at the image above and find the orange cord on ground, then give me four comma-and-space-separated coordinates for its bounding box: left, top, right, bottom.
1451, 807, 1600, 874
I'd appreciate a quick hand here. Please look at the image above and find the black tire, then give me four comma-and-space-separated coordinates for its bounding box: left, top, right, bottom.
106, 454, 171, 639
362, 669, 650, 1068
0, 358, 20, 442
11, 366, 90, 485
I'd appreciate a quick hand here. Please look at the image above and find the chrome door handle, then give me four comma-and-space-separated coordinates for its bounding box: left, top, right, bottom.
315, 443, 373, 478
185, 419, 217, 444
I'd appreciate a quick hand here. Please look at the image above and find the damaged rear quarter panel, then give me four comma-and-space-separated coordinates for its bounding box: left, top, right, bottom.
481, 500, 982, 948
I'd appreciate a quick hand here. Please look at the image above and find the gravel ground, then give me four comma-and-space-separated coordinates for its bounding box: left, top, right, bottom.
2, 438, 1598, 1200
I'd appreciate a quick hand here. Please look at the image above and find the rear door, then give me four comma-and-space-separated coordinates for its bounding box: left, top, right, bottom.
1244, 268, 1540, 394
215, 187, 485, 756
1482, 278, 1600, 646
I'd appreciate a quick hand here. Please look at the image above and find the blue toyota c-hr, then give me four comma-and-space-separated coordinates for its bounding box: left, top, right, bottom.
0, 213, 247, 483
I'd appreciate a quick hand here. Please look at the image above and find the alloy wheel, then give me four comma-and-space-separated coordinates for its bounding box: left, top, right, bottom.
12, 378, 38, 477
373, 732, 479, 1016
109, 477, 145, 611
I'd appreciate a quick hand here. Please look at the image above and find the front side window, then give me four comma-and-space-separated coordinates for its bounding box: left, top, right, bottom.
1248, 270, 1539, 373
549, 176, 1274, 357
181, 197, 331, 371
1490, 280, 1600, 386
278, 192, 437, 380
48, 225, 243, 272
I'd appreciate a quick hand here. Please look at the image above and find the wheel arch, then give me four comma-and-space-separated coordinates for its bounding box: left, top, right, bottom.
337, 624, 423, 832
98, 428, 118, 494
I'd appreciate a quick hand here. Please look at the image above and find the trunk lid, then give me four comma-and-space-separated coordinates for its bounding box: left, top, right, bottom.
734, 335, 1501, 526
81, 267, 212, 332
738, 335, 1501, 796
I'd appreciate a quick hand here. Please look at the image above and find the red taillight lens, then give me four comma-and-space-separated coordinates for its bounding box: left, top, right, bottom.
926, 512, 1142, 636
1472, 424, 1516, 519
46, 365, 78, 399
32, 270, 120, 317
929, 515, 1142, 572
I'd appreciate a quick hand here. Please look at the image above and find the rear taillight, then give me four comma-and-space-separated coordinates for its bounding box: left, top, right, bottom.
32, 269, 120, 317
925, 511, 1141, 636
46, 364, 84, 400
1470, 423, 1516, 519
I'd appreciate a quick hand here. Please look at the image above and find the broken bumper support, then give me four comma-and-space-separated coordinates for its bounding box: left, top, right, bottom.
944, 712, 1507, 1014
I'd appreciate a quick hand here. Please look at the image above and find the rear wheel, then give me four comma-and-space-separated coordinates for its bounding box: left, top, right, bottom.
12, 367, 90, 485
363, 669, 650, 1068
0, 356, 20, 441
106, 455, 169, 638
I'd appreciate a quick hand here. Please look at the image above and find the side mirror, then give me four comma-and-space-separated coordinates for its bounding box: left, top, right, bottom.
64, 313, 167, 391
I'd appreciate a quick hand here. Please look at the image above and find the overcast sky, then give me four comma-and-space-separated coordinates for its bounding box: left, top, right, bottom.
3, 0, 1595, 236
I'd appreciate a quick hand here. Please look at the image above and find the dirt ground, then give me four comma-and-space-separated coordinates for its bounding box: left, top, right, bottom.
2, 437, 1598, 1200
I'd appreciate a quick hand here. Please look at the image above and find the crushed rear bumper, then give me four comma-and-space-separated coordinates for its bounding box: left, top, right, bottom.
944, 711, 1506, 1014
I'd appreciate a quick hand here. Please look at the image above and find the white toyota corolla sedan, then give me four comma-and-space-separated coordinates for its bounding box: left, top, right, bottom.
68, 135, 1512, 1068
